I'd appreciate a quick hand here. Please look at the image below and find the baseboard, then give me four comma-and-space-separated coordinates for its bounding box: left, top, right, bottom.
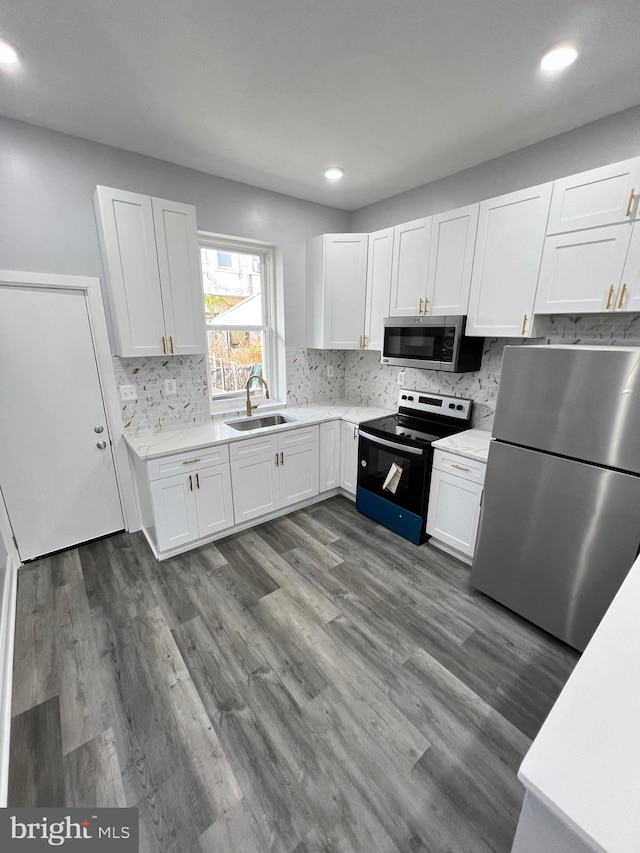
0, 555, 19, 807
428, 537, 472, 566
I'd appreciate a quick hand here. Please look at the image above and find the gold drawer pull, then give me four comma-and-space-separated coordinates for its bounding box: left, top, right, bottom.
617, 283, 628, 310
182, 457, 201, 465
419, 297, 424, 315
626, 188, 636, 218
605, 284, 615, 309
521, 314, 528, 336
452, 463, 470, 472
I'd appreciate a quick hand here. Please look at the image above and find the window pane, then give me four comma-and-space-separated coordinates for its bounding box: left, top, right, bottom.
201, 247, 262, 327
207, 329, 264, 396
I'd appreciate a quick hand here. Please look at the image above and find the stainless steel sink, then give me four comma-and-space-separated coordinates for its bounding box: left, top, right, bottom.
227, 414, 296, 431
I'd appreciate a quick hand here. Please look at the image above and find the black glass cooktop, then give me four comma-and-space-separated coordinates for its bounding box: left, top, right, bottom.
359, 414, 464, 447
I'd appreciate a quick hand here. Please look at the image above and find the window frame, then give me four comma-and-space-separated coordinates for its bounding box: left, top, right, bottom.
199, 231, 283, 415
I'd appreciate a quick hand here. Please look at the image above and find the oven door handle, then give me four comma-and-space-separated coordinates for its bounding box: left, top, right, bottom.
358, 430, 425, 456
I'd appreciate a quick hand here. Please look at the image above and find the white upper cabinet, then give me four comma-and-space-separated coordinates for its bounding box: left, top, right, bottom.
620, 224, 640, 312
306, 233, 369, 349
94, 186, 206, 357
364, 227, 393, 350
535, 224, 633, 314
426, 203, 479, 315
466, 183, 553, 337
547, 158, 640, 234
389, 218, 431, 316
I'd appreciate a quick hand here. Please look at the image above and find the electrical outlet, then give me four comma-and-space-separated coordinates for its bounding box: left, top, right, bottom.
397, 369, 406, 386
119, 384, 137, 402
165, 378, 177, 396
327, 365, 334, 378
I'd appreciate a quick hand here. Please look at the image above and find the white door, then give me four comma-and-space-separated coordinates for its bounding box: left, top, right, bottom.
0, 285, 124, 560
195, 464, 235, 536
319, 421, 341, 492
389, 218, 431, 317
280, 441, 319, 508
620, 224, 640, 312
152, 197, 206, 355
426, 469, 483, 558
546, 158, 640, 234
427, 203, 479, 315
340, 422, 359, 496
230, 452, 280, 523
324, 234, 368, 349
535, 224, 632, 314
466, 183, 553, 337
364, 228, 393, 350
150, 473, 199, 552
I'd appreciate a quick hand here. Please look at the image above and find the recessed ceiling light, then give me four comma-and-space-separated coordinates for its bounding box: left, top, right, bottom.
324, 167, 345, 181
540, 42, 579, 72
0, 38, 19, 66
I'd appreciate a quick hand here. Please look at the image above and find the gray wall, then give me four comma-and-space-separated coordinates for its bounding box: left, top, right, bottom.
0, 116, 350, 348
350, 104, 640, 232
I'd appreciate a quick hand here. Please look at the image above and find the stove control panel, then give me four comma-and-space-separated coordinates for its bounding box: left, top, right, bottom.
397, 388, 472, 421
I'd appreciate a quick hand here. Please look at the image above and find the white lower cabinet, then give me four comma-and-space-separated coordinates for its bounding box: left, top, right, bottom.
340, 421, 359, 496
426, 449, 486, 561
230, 426, 319, 523
319, 420, 341, 491
149, 447, 234, 553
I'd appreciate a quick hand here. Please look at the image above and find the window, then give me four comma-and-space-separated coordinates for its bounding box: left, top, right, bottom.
199, 234, 281, 409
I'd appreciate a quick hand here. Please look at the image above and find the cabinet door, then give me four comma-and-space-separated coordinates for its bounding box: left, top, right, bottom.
324, 234, 369, 349
150, 473, 199, 552
426, 469, 483, 558
195, 464, 234, 537
426, 203, 479, 315
319, 421, 341, 492
389, 218, 431, 317
94, 186, 166, 356
231, 452, 280, 523
547, 158, 640, 234
152, 198, 206, 355
340, 421, 359, 496
466, 183, 552, 337
535, 224, 632, 314
280, 440, 319, 508
364, 228, 393, 350
619, 223, 640, 312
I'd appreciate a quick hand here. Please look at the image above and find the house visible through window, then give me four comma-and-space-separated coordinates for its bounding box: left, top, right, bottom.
199, 235, 277, 405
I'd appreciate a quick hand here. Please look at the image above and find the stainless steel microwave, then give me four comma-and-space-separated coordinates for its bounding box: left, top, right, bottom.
382, 315, 484, 372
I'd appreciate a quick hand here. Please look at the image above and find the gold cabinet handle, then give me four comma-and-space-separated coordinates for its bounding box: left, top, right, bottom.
521, 314, 528, 335
169, 335, 174, 354
275, 452, 279, 467
626, 188, 636, 218
617, 283, 628, 310
452, 463, 470, 472
419, 297, 424, 315
195, 472, 200, 489
363, 335, 367, 348
280, 451, 284, 466
182, 457, 201, 465
162, 336, 167, 354
188, 474, 193, 491
353, 426, 358, 440
605, 284, 615, 309
424, 297, 430, 315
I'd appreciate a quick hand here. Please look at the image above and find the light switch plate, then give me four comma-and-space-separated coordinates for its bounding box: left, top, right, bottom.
119, 384, 137, 402
327, 365, 334, 378
397, 369, 406, 386
165, 379, 177, 396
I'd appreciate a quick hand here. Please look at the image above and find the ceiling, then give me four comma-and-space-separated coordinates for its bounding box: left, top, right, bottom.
1, 0, 640, 210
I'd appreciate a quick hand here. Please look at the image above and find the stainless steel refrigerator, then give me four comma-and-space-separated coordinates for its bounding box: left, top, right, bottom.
470, 344, 640, 651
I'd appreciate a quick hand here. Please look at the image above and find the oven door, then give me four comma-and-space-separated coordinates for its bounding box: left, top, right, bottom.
356, 429, 431, 543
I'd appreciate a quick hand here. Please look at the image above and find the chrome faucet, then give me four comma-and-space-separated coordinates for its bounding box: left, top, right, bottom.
245, 373, 269, 416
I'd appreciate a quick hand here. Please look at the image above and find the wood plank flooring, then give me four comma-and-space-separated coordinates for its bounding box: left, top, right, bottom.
8, 496, 578, 852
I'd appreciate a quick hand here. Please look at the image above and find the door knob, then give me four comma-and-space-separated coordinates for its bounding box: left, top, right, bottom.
94, 425, 104, 433
96, 441, 107, 449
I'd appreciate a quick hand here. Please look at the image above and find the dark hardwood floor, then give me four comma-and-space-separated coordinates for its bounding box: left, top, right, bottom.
9, 496, 578, 852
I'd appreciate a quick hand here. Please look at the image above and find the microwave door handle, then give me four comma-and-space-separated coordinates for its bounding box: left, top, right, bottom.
357, 431, 424, 456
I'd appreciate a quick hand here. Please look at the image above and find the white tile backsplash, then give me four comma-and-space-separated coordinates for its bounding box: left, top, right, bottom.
118, 314, 640, 433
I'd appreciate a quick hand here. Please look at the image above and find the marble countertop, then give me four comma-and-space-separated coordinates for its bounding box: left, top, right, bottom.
125, 401, 393, 460
518, 552, 640, 853
431, 428, 492, 463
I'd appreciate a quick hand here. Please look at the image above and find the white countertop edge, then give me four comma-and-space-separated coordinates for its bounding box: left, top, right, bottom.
125, 401, 394, 460
431, 427, 492, 463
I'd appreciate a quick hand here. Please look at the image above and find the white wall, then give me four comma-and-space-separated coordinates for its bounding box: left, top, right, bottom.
350, 104, 640, 231
0, 116, 350, 348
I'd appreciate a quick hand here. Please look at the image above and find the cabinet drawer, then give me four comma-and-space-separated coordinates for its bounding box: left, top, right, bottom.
147, 444, 230, 480
278, 425, 319, 449
432, 449, 486, 483
229, 433, 279, 462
